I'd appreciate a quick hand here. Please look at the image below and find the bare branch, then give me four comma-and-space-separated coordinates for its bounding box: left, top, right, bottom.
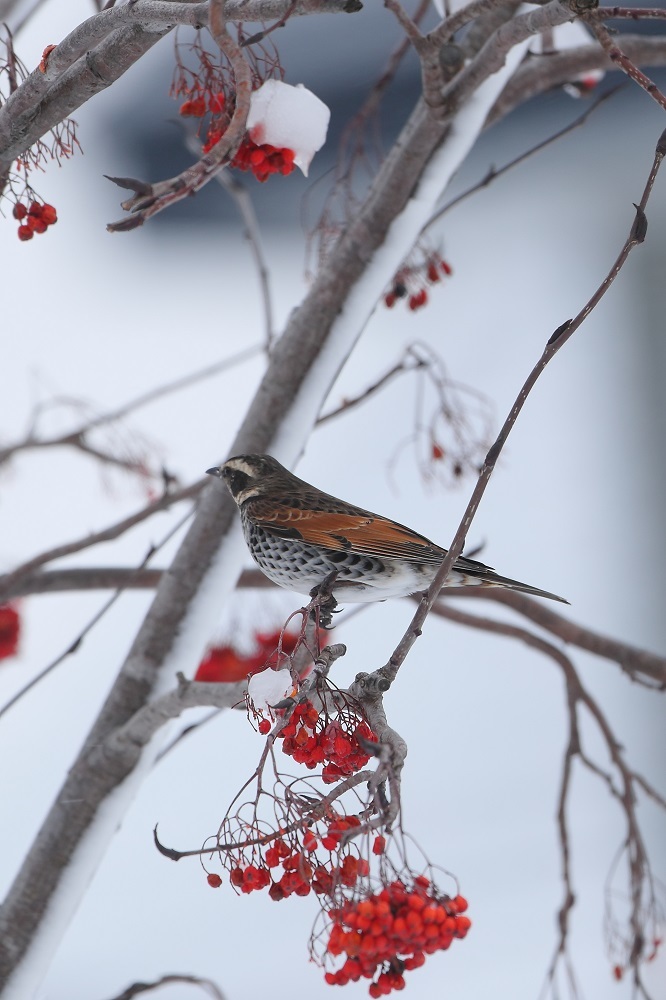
0, 512, 194, 726
439, 589, 666, 688
0, 479, 203, 604
428, 600, 665, 990
106, 3, 254, 229
6, 566, 664, 691
437, 0, 601, 119
0, 344, 262, 472
0, 0, 360, 168
107, 673, 246, 755
424, 85, 621, 233
317, 348, 427, 425
586, 18, 666, 112
373, 128, 662, 691
99, 974, 226, 1000
491, 36, 666, 123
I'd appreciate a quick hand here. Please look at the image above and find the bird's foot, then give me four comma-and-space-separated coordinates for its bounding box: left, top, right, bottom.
308, 572, 339, 629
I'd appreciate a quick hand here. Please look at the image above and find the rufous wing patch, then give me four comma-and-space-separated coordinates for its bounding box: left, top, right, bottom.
253, 507, 445, 563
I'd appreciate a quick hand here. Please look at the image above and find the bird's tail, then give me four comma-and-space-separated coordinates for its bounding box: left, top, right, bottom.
453, 555, 569, 604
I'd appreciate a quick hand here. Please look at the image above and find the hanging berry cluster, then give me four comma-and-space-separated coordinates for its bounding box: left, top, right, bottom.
14, 201, 57, 241
324, 876, 471, 995
1, 35, 79, 239
160, 627, 472, 996
202, 811, 371, 902
179, 89, 296, 182
172, 30, 295, 183
384, 253, 453, 311
225, 139, 296, 182
196, 627, 328, 684
276, 699, 376, 784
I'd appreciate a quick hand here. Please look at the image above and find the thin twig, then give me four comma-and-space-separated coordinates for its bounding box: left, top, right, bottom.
587, 18, 666, 112
6, 568, 664, 690
424, 85, 621, 233
107, 3, 254, 230
0, 508, 195, 723
439, 589, 666, 688
100, 973, 226, 1000
430, 600, 665, 990
0, 480, 203, 603
0, 344, 261, 468
376, 127, 663, 689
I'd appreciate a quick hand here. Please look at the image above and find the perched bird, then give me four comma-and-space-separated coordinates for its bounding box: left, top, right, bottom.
207, 454, 567, 605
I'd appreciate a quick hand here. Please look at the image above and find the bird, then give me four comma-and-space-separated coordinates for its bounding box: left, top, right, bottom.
206, 454, 567, 606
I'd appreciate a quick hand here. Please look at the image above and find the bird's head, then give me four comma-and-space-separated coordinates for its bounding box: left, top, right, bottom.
206, 454, 288, 506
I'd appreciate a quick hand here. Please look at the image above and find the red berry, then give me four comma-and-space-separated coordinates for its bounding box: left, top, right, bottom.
258, 719, 271, 735
208, 92, 226, 114
28, 201, 43, 217
230, 867, 244, 887
32, 219, 48, 234
17, 225, 33, 241
41, 204, 57, 225
207, 873, 222, 887
180, 97, 206, 117
12, 203, 27, 220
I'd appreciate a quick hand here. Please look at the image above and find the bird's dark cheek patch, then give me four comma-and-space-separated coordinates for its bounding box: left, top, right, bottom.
228, 470, 252, 494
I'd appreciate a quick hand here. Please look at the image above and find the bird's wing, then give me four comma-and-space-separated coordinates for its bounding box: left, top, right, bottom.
249, 501, 569, 602
250, 503, 447, 564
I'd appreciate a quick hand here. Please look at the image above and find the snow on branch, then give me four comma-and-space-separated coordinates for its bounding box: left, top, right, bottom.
0, 0, 357, 168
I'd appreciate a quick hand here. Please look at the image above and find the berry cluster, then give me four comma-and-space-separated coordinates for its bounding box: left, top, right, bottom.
203, 129, 296, 182
196, 627, 327, 684
179, 89, 226, 118
324, 876, 471, 995
277, 699, 376, 783
14, 201, 57, 241
384, 254, 452, 311
232, 139, 296, 182
207, 815, 372, 902
179, 89, 296, 183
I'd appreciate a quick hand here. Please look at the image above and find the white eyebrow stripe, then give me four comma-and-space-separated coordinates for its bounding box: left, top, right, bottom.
224, 458, 258, 478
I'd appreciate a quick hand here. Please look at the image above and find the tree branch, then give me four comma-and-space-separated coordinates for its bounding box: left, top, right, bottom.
438, 589, 666, 687
491, 35, 666, 123
372, 127, 662, 691
0, 0, 359, 168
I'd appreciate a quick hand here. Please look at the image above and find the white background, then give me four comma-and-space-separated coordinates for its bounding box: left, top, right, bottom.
1, 3, 665, 999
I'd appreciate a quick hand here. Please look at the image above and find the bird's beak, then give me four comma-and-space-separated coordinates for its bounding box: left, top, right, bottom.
206, 467, 223, 478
